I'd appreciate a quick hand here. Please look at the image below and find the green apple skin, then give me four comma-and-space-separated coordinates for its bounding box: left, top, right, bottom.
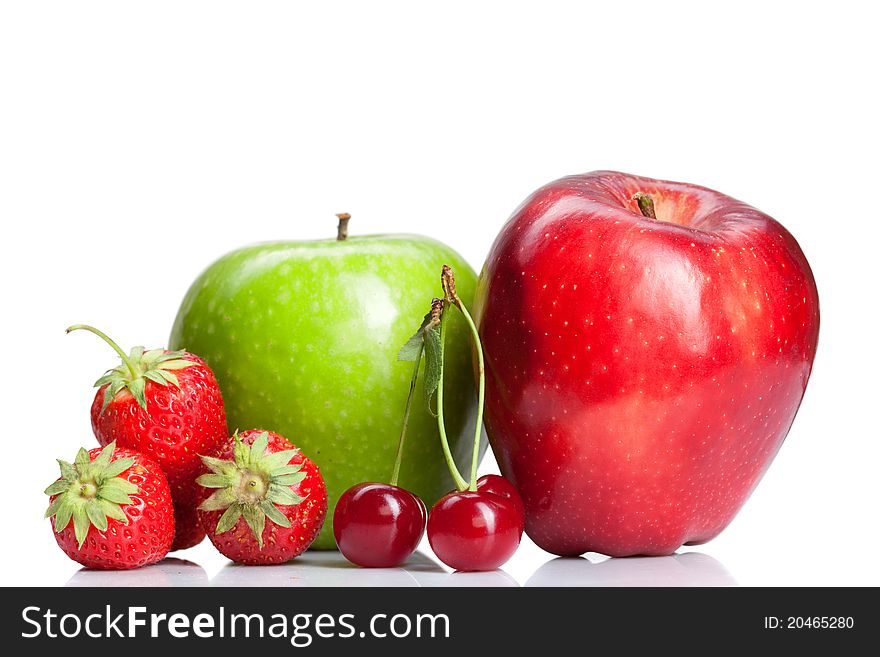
169, 234, 484, 549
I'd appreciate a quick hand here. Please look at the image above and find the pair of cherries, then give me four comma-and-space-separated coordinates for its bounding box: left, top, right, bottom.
333, 473, 524, 571
335, 265, 524, 571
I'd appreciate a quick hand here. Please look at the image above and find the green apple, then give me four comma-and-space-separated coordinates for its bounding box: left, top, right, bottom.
169, 220, 483, 549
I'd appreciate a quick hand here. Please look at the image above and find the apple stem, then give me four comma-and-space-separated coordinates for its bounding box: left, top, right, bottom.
65, 324, 138, 379
632, 193, 657, 219
435, 302, 470, 492
336, 213, 351, 241
390, 342, 423, 488
441, 265, 484, 492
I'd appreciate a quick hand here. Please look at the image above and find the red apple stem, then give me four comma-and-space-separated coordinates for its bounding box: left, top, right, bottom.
632, 193, 657, 219
65, 324, 138, 378
336, 212, 351, 241
441, 265, 485, 492
390, 342, 423, 487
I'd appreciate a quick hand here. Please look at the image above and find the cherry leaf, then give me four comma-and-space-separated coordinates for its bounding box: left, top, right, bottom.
398, 310, 434, 362
422, 322, 442, 414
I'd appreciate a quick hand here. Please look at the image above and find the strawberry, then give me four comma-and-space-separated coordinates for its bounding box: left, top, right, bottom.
67, 324, 228, 550
196, 429, 328, 564
44, 442, 174, 569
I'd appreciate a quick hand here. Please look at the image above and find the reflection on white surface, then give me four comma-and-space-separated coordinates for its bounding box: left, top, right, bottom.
211, 551, 520, 587
212, 551, 436, 587
410, 566, 519, 588
61, 550, 735, 587
525, 552, 737, 587
65, 558, 209, 587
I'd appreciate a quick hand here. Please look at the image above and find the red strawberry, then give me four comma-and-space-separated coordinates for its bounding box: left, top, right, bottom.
44, 442, 174, 569
168, 496, 206, 552
68, 324, 228, 550
196, 429, 328, 565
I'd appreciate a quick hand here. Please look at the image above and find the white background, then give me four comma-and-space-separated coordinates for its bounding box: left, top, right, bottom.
1, 1, 878, 587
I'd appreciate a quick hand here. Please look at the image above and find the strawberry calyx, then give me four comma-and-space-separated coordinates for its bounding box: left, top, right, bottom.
196, 432, 307, 548
66, 324, 196, 412
44, 442, 139, 549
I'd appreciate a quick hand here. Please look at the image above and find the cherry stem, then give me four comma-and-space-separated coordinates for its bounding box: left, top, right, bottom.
390, 342, 423, 487
65, 324, 138, 379
632, 192, 657, 219
336, 212, 351, 241
440, 264, 485, 492
435, 304, 469, 491
456, 302, 485, 492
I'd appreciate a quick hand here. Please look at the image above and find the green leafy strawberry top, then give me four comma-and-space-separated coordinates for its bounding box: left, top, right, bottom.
196, 432, 308, 548
44, 442, 139, 548
66, 324, 195, 411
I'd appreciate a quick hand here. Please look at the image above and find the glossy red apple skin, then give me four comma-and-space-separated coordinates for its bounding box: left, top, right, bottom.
473, 171, 819, 557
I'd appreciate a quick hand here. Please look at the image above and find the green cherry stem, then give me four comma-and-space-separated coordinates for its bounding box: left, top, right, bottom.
458, 302, 485, 491
390, 342, 423, 487
435, 302, 469, 491
66, 324, 138, 378
441, 265, 485, 492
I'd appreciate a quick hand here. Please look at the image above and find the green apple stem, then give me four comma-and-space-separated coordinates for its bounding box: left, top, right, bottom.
336, 212, 351, 241
65, 324, 138, 378
441, 265, 485, 492
390, 342, 424, 487
632, 192, 657, 219
435, 302, 470, 491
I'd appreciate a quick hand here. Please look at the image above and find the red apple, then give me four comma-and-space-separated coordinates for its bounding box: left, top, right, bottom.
473, 171, 819, 557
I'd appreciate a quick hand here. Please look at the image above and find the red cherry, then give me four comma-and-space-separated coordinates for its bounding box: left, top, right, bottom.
334, 482, 427, 568
427, 490, 523, 571
476, 474, 525, 527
